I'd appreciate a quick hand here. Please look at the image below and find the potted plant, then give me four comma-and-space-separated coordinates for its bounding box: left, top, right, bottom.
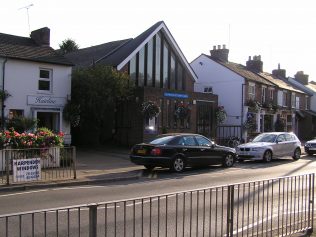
246, 99, 261, 112
141, 101, 161, 119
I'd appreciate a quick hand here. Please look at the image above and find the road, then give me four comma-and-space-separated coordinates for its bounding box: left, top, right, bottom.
0, 155, 315, 214
0, 155, 315, 236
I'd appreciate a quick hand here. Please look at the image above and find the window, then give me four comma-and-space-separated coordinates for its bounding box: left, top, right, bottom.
163, 41, 169, 88
138, 47, 145, 86
155, 33, 161, 88
195, 136, 211, 146
282, 91, 287, 107
248, 83, 255, 100
296, 96, 300, 109
147, 39, 154, 87
129, 55, 136, 86
178, 136, 197, 146
291, 93, 296, 108
204, 87, 213, 93
306, 96, 309, 110
170, 53, 176, 90
269, 88, 274, 101
38, 69, 52, 92
9, 109, 23, 119
261, 86, 266, 103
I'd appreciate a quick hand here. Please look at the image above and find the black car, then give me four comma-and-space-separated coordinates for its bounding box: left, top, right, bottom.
130, 133, 237, 172
305, 139, 316, 155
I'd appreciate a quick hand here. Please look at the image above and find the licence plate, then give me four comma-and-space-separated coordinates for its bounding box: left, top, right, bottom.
309, 148, 316, 151
137, 149, 146, 155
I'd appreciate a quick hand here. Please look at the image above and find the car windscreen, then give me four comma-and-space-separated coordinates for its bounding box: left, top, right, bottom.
252, 134, 277, 143
149, 136, 175, 145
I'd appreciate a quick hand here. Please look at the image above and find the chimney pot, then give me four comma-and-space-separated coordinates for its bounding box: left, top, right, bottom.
248, 56, 251, 60
218, 45, 221, 49
223, 44, 226, 49
213, 45, 216, 50
30, 27, 50, 46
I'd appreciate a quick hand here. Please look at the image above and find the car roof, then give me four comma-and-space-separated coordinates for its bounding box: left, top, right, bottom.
157, 133, 204, 137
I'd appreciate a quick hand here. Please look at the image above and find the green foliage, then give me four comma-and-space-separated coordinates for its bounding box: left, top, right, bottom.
0, 89, 11, 101
6, 116, 38, 133
63, 100, 80, 127
215, 106, 227, 125
70, 65, 133, 145
243, 113, 257, 132
141, 101, 160, 119
59, 38, 79, 54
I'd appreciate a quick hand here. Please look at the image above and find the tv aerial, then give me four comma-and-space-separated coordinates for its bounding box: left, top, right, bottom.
19, 3, 34, 34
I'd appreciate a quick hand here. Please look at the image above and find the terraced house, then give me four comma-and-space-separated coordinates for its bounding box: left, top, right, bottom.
191, 45, 310, 143
0, 27, 73, 143
66, 21, 218, 145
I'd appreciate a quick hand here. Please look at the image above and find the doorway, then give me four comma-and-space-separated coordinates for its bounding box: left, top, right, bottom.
37, 112, 60, 132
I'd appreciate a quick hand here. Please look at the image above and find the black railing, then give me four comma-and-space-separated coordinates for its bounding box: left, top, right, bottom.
0, 173, 314, 236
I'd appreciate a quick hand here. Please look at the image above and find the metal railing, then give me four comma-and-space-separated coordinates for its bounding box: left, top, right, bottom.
0, 173, 314, 236
0, 146, 76, 185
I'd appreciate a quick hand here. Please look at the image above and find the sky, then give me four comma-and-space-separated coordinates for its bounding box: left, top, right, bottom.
1, 0, 316, 81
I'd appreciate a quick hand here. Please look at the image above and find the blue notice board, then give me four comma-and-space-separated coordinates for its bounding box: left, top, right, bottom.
164, 92, 189, 99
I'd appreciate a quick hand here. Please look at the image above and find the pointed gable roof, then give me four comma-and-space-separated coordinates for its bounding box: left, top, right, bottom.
0, 32, 72, 66
65, 21, 197, 81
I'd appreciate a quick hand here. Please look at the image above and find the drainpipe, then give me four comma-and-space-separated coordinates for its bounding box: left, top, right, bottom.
1, 58, 7, 130
241, 83, 245, 142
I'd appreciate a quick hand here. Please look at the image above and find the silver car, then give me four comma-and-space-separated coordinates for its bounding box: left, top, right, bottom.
236, 132, 301, 162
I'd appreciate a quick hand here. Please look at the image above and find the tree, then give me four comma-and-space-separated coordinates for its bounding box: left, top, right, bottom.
66, 65, 133, 145
58, 38, 79, 54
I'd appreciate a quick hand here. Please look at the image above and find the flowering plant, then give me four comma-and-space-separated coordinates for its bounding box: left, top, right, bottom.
246, 99, 261, 112
141, 101, 161, 119
174, 103, 190, 120
0, 128, 64, 149
215, 106, 227, 125
243, 113, 257, 131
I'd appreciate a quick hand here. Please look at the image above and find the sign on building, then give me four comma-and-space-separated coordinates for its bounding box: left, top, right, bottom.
13, 158, 41, 182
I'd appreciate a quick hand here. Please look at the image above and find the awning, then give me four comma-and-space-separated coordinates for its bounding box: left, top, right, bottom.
303, 110, 316, 117
295, 110, 305, 118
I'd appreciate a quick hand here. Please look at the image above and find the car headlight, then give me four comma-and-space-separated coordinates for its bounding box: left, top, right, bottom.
251, 147, 264, 151
305, 143, 311, 147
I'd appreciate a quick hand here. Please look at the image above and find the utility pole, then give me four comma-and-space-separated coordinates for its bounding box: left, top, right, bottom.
19, 3, 34, 34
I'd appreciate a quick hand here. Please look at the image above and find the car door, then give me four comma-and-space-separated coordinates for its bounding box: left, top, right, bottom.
274, 134, 288, 156
176, 136, 201, 166
284, 133, 297, 156
195, 135, 222, 165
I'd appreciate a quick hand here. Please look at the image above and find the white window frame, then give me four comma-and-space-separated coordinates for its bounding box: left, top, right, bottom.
38, 68, 53, 94
248, 82, 255, 100
261, 86, 266, 103
306, 96, 309, 110
282, 91, 287, 107
269, 88, 274, 101
296, 96, 300, 109
291, 92, 296, 108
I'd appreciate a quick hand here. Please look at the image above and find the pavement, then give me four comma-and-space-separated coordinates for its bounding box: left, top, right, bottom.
0, 146, 142, 192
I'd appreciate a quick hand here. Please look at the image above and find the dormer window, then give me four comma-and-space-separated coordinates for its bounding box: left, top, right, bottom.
38, 69, 52, 93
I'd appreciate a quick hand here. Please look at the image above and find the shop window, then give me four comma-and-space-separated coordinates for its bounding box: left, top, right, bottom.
9, 109, 24, 119
38, 69, 52, 92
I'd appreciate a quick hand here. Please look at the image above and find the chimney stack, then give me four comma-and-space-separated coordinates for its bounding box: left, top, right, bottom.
272, 63, 286, 78
30, 27, 50, 46
246, 55, 263, 72
294, 71, 309, 85
210, 44, 229, 62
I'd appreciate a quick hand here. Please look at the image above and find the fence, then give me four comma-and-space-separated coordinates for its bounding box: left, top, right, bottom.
0, 173, 314, 237
0, 146, 76, 185
216, 125, 242, 147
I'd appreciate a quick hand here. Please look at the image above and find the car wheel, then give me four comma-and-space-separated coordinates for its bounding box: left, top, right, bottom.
293, 148, 301, 160
223, 153, 235, 167
144, 165, 155, 170
263, 150, 272, 162
171, 156, 186, 172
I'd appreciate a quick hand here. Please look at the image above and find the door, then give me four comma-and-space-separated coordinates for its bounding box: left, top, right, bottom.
274, 134, 289, 156
37, 112, 60, 132
195, 135, 222, 165
176, 136, 201, 166
196, 101, 214, 138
